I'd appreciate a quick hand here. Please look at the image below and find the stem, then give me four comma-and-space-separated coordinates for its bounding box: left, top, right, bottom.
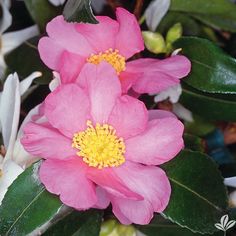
224, 230, 226, 236
134, 0, 144, 20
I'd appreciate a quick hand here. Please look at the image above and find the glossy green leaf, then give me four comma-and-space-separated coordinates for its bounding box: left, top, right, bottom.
161, 150, 228, 234
24, 0, 61, 30
43, 209, 103, 236
0, 162, 63, 236
170, 0, 236, 32
63, 0, 98, 24
174, 37, 236, 94
138, 215, 222, 236
5, 37, 51, 85
180, 84, 236, 121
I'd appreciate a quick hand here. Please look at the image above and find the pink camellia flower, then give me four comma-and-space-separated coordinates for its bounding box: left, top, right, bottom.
38, 7, 191, 94
21, 63, 184, 225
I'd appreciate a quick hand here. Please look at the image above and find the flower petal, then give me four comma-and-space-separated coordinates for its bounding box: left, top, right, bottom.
76, 16, 119, 52
77, 62, 121, 123
114, 161, 171, 212
148, 109, 177, 121
115, 8, 144, 59
59, 50, 86, 84
39, 158, 97, 210
93, 187, 110, 209
21, 122, 75, 160
0, 160, 23, 205
46, 15, 93, 56
125, 118, 184, 165
111, 197, 153, 225
108, 95, 148, 139
86, 167, 143, 201
44, 84, 91, 137
126, 56, 191, 94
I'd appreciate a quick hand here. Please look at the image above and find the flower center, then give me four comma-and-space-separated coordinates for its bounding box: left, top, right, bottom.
72, 121, 126, 169
87, 48, 126, 75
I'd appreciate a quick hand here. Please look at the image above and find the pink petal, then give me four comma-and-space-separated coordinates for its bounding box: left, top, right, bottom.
115, 8, 144, 59
119, 71, 142, 94
59, 50, 86, 84
111, 197, 153, 225
76, 62, 121, 123
76, 16, 119, 52
44, 84, 91, 138
93, 187, 110, 209
114, 161, 171, 212
125, 118, 184, 165
46, 15, 94, 56
40, 158, 97, 210
38, 37, 64, 70
126, 56, 191, 94
86, 167, 143, 200
148, 109, 177, 121
108, 95, 148, 139
21, 122, 75, 160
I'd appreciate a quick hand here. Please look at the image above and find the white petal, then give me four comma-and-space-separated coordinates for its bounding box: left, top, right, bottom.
214, 223, 224, 231
173, 103, 194, 122
20, 71, 42, 96
48, 0, 66, 6
0, 160, 23, 205
0, 73, 20, 155
91, 0, 106, 13
154, 84, 182, 103
144, 0, 171, 31
49, 71, 61, 91
0, 53, 7, 80
220, 215, 229, 228
226, 220, 236, 230
224, 177, 236, 187
0, 1, 12, 34
2, 25, 39, 55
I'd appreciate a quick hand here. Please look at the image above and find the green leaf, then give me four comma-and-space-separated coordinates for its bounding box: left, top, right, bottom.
174, 37, 236, 94
43, 209, 103, 236
161, 150, 228, 234
183, 134, 204, 152
170, 0, 236, 32
137, 215, 222, 236
63, 0, 98, 24
24, 0, 61, 31
0, 162, 63, 236
180, 84, 236, 121
5, 37, 51, 85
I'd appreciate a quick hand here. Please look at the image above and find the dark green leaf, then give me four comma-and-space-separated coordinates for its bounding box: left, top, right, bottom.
24, 0, 61, 31
183, 133, 205, 152
43, 209, 103, 236
0, 162, 63, 236
138, 215, 222, 236
174, 37, 236, 94
170, 0, 236, 32
180, 84, 236, 121
63, 0, 98, 24
162, 150, 228, 234
5, 37, 51, 85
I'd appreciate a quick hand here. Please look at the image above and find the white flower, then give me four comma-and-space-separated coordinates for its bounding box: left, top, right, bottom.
0, 72, 42, 204
224, 176, 236, 187
0, 1, 39, 79
144, 0, 171, 31
154, 84, 182, 104
48, 0, 66, 6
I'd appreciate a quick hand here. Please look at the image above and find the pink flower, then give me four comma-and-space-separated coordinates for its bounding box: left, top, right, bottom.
38, 8, 191, 94
21, 63, 184, 225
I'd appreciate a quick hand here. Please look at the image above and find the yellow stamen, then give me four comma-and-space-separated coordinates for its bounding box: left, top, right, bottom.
72, 121, 125, 169
87, 48, 126, 75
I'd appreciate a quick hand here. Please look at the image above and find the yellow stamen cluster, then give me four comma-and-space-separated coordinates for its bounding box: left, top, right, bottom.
72, 121, 125, 169
87, 48, 126, 75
